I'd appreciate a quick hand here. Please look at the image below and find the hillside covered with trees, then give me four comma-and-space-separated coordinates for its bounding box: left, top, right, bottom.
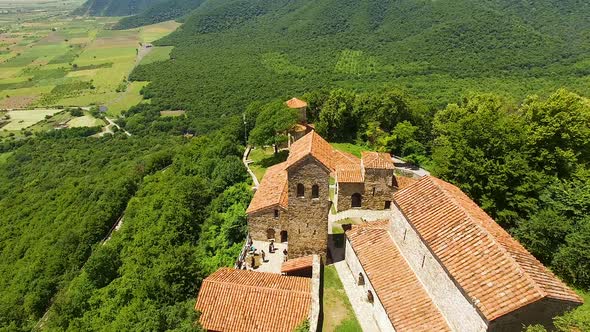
127, 0, 590, 134
73, 0, 167, 16
2, 0, 589, 331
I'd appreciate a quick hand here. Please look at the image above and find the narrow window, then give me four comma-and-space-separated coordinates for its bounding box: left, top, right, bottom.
274, 209, 279, 219
384, 200, 391, 209
312, 184, 319, 199
358, 273, 365, 286
372, 187, 375, 196
367, 290, 374, 303
421, 255, 426, 268
297, 183, 305, 198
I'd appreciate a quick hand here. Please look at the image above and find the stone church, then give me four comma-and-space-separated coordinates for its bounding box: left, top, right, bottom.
246, 130, 416, 259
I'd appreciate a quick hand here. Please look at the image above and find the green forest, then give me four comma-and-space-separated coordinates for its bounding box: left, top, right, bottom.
1, 0, 589, 331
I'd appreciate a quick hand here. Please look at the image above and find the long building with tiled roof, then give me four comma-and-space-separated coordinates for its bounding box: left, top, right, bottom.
344, 176, 583, 332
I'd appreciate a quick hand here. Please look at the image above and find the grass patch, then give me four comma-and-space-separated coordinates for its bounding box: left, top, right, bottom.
140, 46, 174, 65
0, 151, 13, 165
323, 265, 362, 332
553, 289, 590, 331
331, 142, 369, 158
249, 147, 288, 181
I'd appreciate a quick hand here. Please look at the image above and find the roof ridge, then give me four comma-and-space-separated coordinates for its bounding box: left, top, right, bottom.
203, 277, 311, 296
426, 177, 548, 305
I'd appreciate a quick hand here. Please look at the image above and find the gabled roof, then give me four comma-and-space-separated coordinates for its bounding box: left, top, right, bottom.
286, 97, 308, 109
346, 221, 451, 331
246, 162, 288, 214
195, 268, 311, 332
394, 176, 583, 321
285, 131, 335, 171
362, 151, 394, 170
281, 255, 314, 274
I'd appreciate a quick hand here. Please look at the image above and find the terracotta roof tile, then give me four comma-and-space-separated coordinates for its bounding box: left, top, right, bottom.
346, 221, 451, 331
286, 97, 308, 109
336, 166, 364, 183
394, 176, 583, 321
394, 175, 419, 189
281, 255, 314, 274
246, 162, 288, 214
362, 151, 394, 170
285, 131, 334, 171
195, 268, 311, 332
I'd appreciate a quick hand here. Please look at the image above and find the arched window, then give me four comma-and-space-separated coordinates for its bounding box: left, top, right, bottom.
358, 273, 365, 286
280, 230, 288, 243
367, 290, 374, 303
297, 183, 305, 198
351, 193, 362, 208
312, 184, 319, 199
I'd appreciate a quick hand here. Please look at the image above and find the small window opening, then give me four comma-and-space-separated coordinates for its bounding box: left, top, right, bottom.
297, 183, 305, 198
274, 209, 279, 219
372, 187, 376, 196
421, 255, 426, 268
358, 273, 365, 286
384, 200, 391, 209
312, 184, 319, 199
367, 290, 374, 303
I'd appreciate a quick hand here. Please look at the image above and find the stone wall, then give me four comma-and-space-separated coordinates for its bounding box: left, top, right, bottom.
389, 206, 488, 332
488, 298, 582, 332
308, 255, 321, 332
336, 182, 364, 212
247, 207, 289, 242
287, 157, 331, 259
363, 168, 395, 210
345, 239, 396, 332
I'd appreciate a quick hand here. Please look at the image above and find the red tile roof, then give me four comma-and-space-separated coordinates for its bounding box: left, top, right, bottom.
285, 131, 335, 171
394, 175, 419, 189
394, 176, 583, 321
362, 151, 394, 170
246, 162, 288, 214
281, 255, 314, 274
195, 268, 311, 332
346, 221, 451, 331
286, 97, 308, 109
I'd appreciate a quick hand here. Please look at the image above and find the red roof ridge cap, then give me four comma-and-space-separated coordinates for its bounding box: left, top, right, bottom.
203, 278, 312, 296
424, 176, 548, 307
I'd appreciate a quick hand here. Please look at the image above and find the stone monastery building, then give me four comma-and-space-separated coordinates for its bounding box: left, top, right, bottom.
196, 114, 582, 331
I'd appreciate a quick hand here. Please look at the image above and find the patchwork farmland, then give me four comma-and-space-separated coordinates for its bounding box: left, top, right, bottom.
0, 0, 179, 136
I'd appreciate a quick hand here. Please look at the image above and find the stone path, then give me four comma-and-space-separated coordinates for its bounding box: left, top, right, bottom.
249, 240, 287, 274
392, 155, 430, 177
242, 145, 260, 189
331, 259, 380, 332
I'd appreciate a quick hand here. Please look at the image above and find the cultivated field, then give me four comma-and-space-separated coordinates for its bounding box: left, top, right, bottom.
0, 1, 180, 136
2, 109, 61, 130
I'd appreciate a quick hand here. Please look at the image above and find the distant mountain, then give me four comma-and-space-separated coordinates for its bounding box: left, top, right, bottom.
114, 0, 207, 29
73, 0, 168, 17
126, 0, 590, 122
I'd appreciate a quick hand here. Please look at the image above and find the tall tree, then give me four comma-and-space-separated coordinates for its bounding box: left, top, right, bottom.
249, 101, 298, 153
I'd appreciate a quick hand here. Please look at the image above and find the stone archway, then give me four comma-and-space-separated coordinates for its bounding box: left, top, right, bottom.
351, 193, 362, 208
266, 228, 275, 240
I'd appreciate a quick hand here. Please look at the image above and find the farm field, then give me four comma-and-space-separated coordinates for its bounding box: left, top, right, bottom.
0, 1, 180, 136
2, 109, 61, 130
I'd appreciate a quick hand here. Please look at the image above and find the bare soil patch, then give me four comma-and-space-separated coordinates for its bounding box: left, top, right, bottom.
159, 110, 186, 117
0, 95, 39, 109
